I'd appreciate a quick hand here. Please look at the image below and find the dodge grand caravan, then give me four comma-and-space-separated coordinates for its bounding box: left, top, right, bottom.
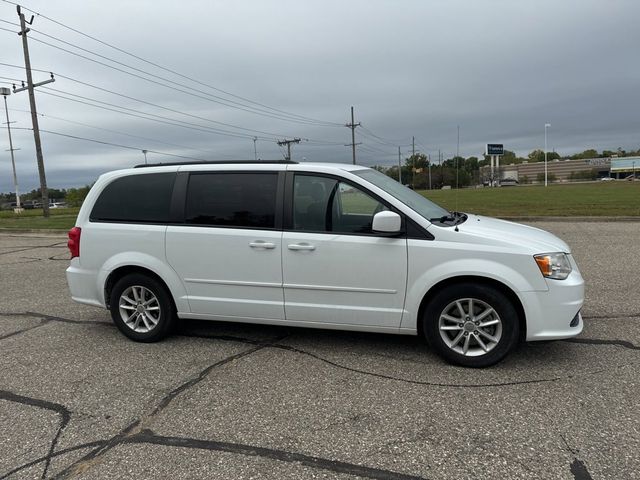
66, 161, 584, 367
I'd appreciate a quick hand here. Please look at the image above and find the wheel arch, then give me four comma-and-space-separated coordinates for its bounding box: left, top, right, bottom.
105, 265, 176, 311
416, 275, 527, 342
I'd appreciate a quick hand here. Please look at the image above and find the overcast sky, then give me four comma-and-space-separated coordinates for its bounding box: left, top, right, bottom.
1, 0, 639, 192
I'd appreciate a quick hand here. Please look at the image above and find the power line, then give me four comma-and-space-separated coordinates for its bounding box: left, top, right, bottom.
0, 62, 293, 138
36, 88, 266, 140
12, 126, 215, 162
27, 33, 339, 128
34, 87, 345, 149
0, 0, 343, 127
8, 107, 223, 156
27, 27, 342, 127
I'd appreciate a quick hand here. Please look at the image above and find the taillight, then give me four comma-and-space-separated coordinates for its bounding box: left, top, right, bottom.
68, 227, 81, 259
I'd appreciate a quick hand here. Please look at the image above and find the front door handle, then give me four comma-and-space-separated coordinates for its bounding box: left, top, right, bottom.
249, 241, 276, 249
287, 243, 316, 251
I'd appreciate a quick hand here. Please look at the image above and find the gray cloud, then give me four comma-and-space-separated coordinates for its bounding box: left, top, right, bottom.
1, 0, 639, 192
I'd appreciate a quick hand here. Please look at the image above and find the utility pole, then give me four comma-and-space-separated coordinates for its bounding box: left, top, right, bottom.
142, 150, 148, 164
277, 138, 301, 161
411, 136, 416, 187
15, 6, 55, 217
398, 146, 402, 184
428, 154, 432, 190
253, 136, 258, 161
345, 106, 361, 165
1, 88, 22, 211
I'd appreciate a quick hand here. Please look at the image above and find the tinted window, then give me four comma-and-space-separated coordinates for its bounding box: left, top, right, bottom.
90, 172, 175, 223
185, 173, 278, 228
293, 175, 387, 234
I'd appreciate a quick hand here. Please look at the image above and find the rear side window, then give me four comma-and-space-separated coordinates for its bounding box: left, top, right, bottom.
185, 173, 278, 228
90, 172, 175, 223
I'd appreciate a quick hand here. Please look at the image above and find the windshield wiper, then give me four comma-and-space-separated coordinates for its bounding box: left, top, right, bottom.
430, 214, 456, 223
429, 212, 468, 225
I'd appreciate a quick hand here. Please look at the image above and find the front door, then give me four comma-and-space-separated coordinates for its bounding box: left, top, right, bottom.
282, 174, 407, 329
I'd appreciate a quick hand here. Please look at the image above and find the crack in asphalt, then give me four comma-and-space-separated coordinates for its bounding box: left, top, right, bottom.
52, 338, 282, 479
0, 441, 107, 479
559, 433, 593, 480
125, 429, 428, 480
564, 337, 640, 350
0, 243, 66, 257
582, 313, 640, 320
2, 311, 639, 391
0, 391, 72, 480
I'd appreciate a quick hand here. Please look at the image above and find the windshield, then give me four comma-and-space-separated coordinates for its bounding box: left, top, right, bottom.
353, 169, 450, 222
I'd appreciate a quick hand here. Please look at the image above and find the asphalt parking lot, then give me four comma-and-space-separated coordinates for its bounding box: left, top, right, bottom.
1, 221, 639, 480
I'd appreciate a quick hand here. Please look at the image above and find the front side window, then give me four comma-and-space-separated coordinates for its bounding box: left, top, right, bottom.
185, 173, 278, 228
352, 168, 449, 221
293, 175, 388, 234
90, 172, 175, 223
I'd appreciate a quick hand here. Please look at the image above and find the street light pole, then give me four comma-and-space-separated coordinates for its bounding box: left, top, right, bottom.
544, 123, 551, 187
142, 149, 148, 165
1, 88, 22, 211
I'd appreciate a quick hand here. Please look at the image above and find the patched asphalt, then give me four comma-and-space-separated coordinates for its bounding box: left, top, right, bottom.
0, 222, 639, 479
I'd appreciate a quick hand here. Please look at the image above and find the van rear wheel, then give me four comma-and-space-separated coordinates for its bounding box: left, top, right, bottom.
109, 273, 176, 342
423, 283, 519, 368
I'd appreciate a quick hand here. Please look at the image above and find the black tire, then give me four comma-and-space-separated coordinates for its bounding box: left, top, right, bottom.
422, 283, 519, 368
109, 273, 176, 342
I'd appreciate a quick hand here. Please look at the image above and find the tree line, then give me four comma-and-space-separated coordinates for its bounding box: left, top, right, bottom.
0, 185, 91, 208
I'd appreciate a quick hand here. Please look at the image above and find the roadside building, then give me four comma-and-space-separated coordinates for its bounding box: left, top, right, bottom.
610, 157, 640, 179
480, 157, 611, 184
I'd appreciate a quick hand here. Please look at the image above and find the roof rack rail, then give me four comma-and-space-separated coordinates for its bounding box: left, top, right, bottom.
134, 160, 298, 168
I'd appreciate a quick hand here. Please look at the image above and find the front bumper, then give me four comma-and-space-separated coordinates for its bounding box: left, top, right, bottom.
520, 268, 585, 341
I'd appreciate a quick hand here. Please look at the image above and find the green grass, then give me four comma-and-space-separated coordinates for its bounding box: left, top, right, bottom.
419, 182, 640, 217
0, 183, 638, 230
0, 207, 79, 230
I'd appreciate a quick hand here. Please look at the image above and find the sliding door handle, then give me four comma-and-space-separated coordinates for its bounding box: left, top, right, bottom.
249, 241, 276, 249
287, 243, 316, 251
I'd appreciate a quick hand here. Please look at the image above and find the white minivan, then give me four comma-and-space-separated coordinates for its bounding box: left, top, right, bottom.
66, 161, 584, 367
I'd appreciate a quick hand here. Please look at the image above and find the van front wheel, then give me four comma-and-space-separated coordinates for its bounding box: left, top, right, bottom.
422, 283, 519, 367
109, 273, 176, 342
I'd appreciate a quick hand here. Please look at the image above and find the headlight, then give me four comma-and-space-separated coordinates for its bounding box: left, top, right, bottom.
534, 253, 572, 280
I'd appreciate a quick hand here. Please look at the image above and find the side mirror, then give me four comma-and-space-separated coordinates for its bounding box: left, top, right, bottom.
372, 211, 402, 233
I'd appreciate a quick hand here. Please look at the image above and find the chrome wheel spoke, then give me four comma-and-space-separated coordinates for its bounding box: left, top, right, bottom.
121, 295, 136, 306
475, 307, 495, 322
479, 318, 499, 328
478, 329, 498, 343
440, 325, 463, 331
442, 313, 460, 323
475, 333, 489, 352
450, 330, 465, 348
462, 334, 471, 354
455, 301, 466, 317
120, 303, 135, 310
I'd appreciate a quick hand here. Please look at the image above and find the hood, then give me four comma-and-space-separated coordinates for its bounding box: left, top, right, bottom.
435, 214, 571, 254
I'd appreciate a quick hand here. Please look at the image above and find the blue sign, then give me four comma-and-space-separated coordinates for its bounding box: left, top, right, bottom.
486, 144, 504, 156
